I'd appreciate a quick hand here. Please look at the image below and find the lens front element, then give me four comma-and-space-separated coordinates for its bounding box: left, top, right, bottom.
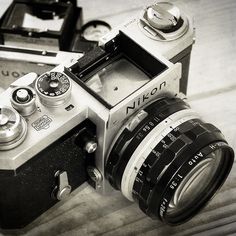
162, 143, 233, 224
167, 149, 222, 215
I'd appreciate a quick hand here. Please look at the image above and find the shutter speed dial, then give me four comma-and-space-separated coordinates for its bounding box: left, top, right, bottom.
0, 106, 27, 150
35, 71, 72, 107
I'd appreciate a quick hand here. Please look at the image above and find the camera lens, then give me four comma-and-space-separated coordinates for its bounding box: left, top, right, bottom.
106, 97, 234, 225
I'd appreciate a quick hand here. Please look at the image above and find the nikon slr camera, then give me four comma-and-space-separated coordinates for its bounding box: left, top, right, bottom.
0, 2, 234, 229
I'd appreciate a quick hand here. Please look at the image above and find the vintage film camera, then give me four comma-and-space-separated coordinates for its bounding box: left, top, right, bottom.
0, 0, 110, 93
0, 2, 234, 229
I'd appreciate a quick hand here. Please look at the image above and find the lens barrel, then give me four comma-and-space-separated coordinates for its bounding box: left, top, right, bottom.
106, 97, 234, 225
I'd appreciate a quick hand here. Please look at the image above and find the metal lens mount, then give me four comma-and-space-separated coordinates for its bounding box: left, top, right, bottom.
106, 97, 234, 225
139, 2, 189, 41
0, 106, 27, 150
35, 71, 72, 107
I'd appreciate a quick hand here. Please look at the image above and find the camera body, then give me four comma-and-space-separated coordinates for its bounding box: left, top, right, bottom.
0, 2, 197, 229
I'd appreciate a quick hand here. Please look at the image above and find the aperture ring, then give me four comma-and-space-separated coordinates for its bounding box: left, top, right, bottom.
106, 97, 190, 190
122, 112, 201, 201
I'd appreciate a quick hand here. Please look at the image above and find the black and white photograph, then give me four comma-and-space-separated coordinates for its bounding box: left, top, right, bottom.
0, 0, 235, 235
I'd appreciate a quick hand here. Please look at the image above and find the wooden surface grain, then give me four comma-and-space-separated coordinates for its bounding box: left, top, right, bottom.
0, 0, 236, 235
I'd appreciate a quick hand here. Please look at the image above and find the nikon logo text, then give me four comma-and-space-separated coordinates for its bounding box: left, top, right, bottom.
126, 81, 166, 115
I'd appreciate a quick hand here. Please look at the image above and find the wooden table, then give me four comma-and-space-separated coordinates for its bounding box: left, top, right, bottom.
0, 0, 236, 235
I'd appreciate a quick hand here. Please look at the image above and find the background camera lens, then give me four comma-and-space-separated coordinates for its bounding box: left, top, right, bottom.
106, 97, 234, 225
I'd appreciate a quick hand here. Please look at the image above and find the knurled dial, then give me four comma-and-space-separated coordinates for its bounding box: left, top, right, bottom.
0, 106, 27, 150
146, 2, 181, 30
35, 71, 72, 107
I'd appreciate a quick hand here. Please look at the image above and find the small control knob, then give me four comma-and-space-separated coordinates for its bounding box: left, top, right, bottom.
75, 128, 98, 154
87, 166, 103, 189
0, 106, 27, 150
146, 3, 181, 31
10, 86, 36, 116
35, 71, 72, 107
